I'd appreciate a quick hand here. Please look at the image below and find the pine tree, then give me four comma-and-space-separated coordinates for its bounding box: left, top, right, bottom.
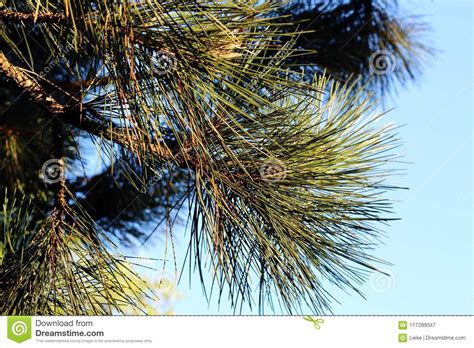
0, 1, 429, 314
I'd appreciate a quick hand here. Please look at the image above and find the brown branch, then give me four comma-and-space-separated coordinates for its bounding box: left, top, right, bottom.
0, 51, 176, 162
0, 51, 64, 114
0, 10, 67, 24
52, 123, 67, 211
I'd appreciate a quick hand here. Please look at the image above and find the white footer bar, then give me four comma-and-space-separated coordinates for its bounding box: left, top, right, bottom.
0, 316, 472, 347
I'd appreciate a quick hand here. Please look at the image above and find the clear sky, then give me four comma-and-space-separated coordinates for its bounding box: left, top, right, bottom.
328, 0, 473, 315
141, 0, 474, 315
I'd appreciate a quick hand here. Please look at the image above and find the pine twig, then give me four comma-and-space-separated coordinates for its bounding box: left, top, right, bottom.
0, 10, 66, 24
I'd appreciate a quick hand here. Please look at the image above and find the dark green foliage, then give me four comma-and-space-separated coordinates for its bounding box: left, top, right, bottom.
277, 0, 431, 95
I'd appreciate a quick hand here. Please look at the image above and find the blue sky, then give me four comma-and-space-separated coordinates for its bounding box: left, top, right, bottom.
141, 0, 473, 315
329, 0, 473, 315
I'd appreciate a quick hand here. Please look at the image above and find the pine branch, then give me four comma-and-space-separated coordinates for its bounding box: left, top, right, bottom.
0, 51, 64, 114
0, 10, 66, 24
277, 0, 432, 95
0, 1, 416, 315
0, 190, 154, 315
0, 51, 175, 161
186, 76, 402, 313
